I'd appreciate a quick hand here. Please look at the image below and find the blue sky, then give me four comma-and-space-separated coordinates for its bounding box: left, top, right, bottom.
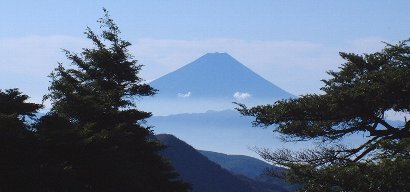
1, 0, 410, 104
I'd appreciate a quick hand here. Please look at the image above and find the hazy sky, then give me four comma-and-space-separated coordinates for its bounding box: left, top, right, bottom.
1, 1, 410, 105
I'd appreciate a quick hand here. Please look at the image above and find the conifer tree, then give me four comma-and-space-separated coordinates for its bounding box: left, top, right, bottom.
38, 9, 190, 191
237, 39, 410, 191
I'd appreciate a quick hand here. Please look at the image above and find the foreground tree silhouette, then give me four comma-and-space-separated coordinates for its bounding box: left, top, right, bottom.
0, 89, 42, 190
38, 9, 190, 191
237, 39, 410, 191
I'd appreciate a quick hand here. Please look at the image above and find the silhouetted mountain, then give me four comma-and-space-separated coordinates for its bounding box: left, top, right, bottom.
141, 53, 293, 115
150, 52, 293, 100
156, 134, 290, 192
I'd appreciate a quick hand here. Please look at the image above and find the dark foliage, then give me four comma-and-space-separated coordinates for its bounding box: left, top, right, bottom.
237, 39, 410, 191
0, 89, 43, 191
0, 9, 189, 192
36, 9, 190, 191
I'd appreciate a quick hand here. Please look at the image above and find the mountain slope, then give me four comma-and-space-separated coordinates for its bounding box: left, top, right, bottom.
198, 150, 273, 178
150, 52, 293, 100
199, 150, 298, 191
156, 134, 289, 192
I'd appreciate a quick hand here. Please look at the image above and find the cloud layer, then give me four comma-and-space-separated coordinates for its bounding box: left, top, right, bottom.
0, 35, 388, 105
132, 37, 389, 96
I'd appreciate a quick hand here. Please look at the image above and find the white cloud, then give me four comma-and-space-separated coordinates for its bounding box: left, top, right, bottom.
233, 92, 251, 101
177, 91, 191, 98
132, 38, 323, 70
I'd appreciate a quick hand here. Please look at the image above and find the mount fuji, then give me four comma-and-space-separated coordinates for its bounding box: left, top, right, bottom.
141, 52, 293, 115
151, 52, 292, 99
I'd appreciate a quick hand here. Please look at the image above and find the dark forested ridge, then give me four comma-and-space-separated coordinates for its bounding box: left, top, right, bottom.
156, 134, 291, 192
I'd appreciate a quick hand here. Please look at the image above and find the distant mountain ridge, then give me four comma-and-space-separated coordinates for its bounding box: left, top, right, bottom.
150, 109, 254, 129
150, 52, 293, 100
198, 150, 299, 192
